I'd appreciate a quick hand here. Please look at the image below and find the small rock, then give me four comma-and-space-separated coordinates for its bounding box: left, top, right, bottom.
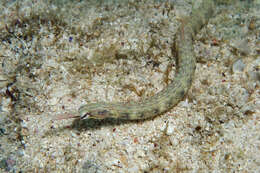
48, 97, 59, 106
128, 166, 139, 173
231, 38, 250, 55
232, 58, 245, 73
81, 160, 99, 173
246, 58, 260, 83
166, 122, 175, 135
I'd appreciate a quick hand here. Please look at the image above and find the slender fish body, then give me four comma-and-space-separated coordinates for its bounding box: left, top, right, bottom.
79, 0, 215, 120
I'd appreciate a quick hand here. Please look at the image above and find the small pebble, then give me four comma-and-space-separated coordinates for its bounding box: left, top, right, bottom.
246, 58, 260, 82
232, 59, 245, 73
128, 166, 139, 173
48, 97, 59, 106
81, 160, 99, 173
231, 39, 250, 55
166, 122, 175, 135
69, 36, 73, 42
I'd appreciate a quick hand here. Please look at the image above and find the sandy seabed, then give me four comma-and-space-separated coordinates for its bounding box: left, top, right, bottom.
0, 0, 259, 172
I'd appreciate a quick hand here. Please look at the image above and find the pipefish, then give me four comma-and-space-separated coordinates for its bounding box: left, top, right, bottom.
66, 0, 215, 120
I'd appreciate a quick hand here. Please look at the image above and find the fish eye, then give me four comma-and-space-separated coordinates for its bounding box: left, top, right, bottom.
80, 113, 90, 120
